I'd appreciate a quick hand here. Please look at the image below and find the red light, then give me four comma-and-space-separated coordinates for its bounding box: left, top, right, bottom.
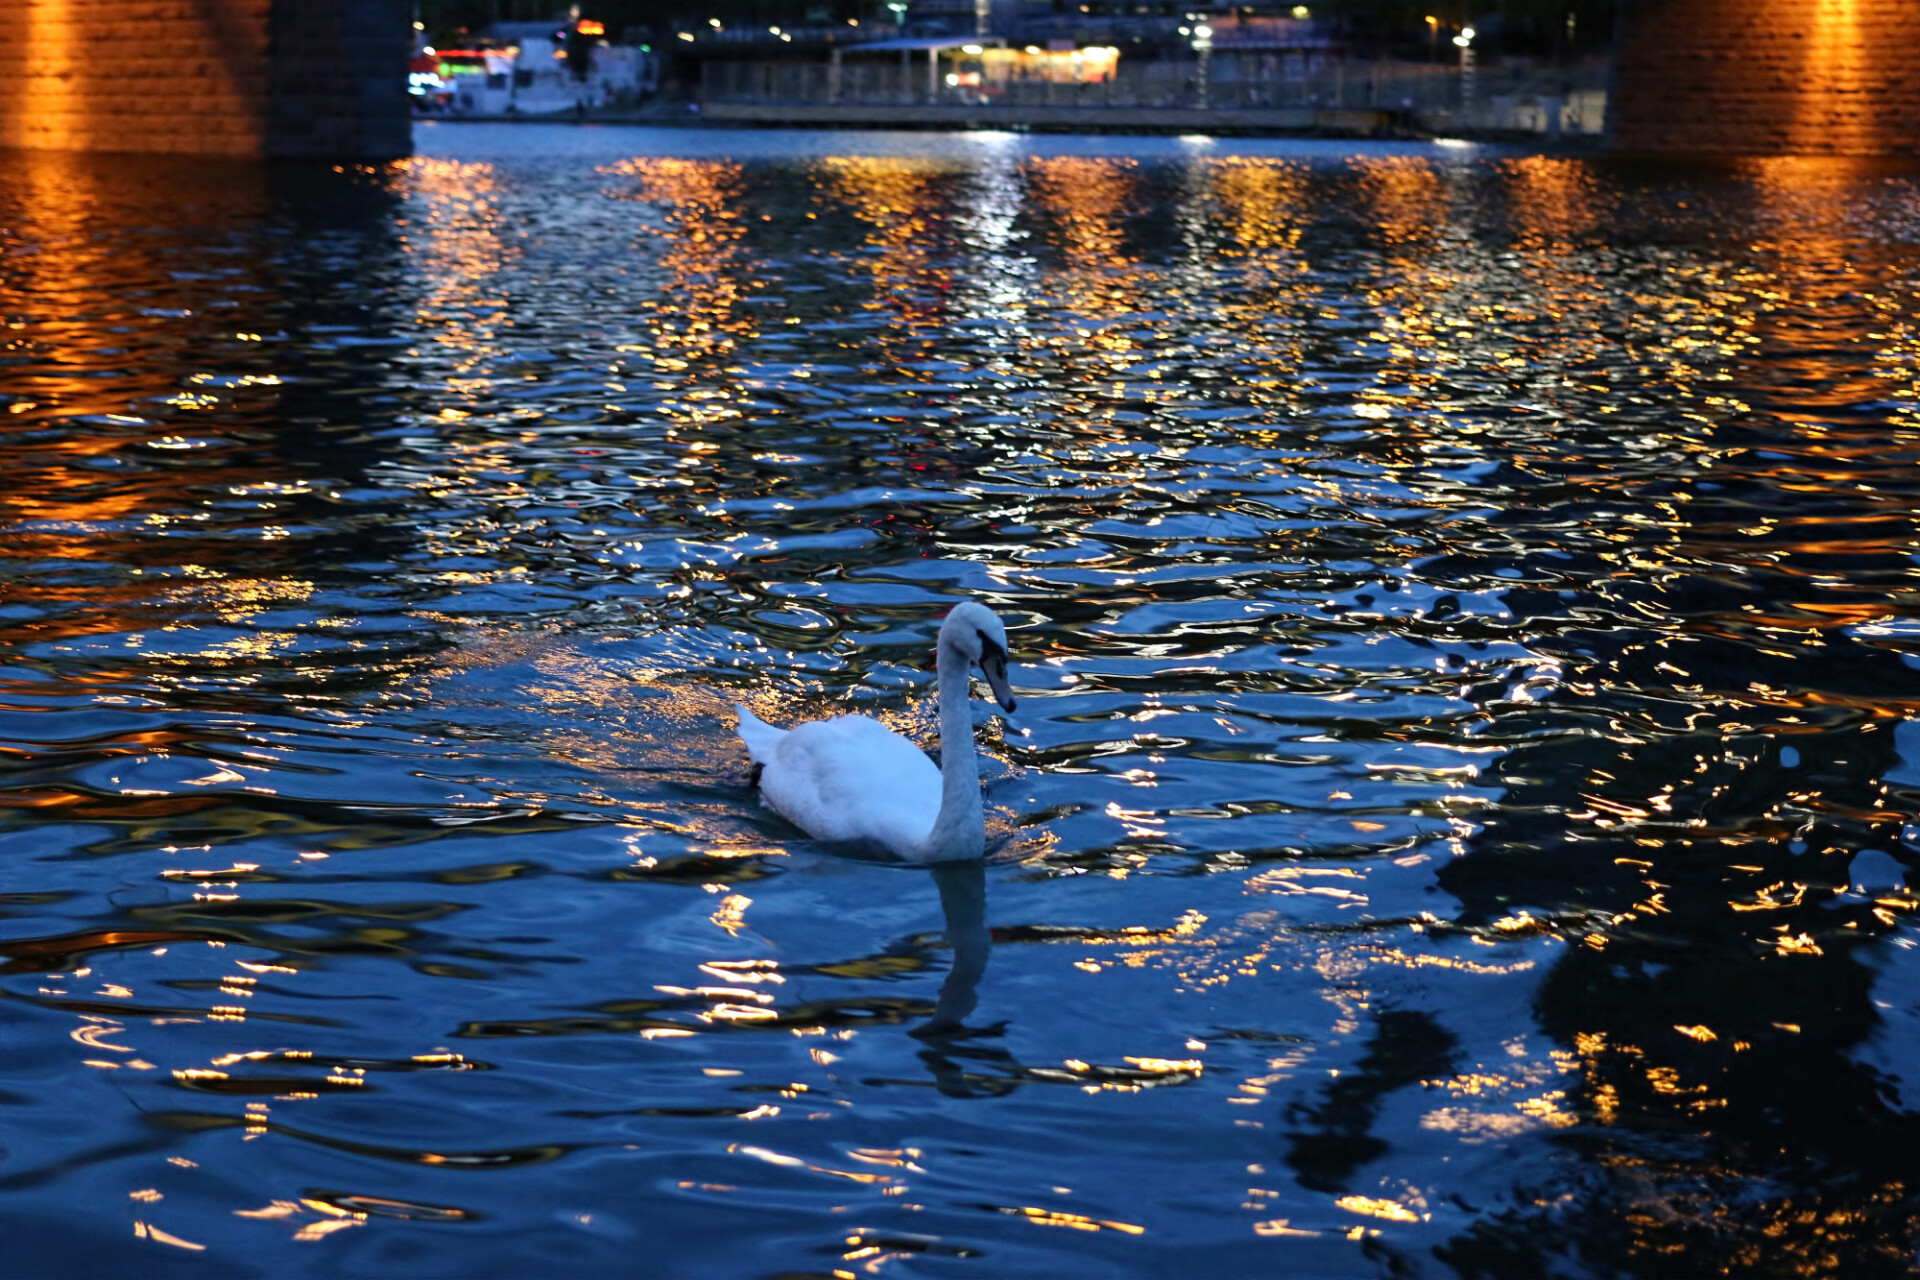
576, 19, 605, 35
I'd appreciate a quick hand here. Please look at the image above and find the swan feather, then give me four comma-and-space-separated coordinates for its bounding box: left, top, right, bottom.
743, 710, 942, 852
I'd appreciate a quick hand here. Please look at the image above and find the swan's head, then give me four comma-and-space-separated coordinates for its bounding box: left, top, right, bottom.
940, 601, 1018, 713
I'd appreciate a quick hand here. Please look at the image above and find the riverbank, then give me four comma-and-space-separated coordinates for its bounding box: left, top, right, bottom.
419, 98, 1603, 145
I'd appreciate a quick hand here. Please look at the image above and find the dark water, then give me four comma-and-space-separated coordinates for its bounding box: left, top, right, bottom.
5, 124, 1920, 1278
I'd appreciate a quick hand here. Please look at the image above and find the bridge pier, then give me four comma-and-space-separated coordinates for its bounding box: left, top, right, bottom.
0, 0, 410, 159
1613, 0, 1920, 156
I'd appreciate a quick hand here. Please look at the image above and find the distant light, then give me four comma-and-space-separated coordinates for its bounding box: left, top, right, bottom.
1291, 4, 1308, 16
413, 20, 425, 30
780, 32, 791, 40
422, 45, 435, 56
1452, 33, 1470, 46
961, 43, 983, 54
945, 73, 960, 85
576, 19, 604, 36
848, 17, 859, 23
1194, 24, 1212, 37
679, 31, 695, 40
769, 25, 780, 34
1461, 25, 1476, 40
709, 17, 721, 26
1178, 25, 1190, 35
1024, 44, 1040, 54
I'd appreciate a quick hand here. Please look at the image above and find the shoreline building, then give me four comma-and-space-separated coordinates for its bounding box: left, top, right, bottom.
412, 18, 658, 116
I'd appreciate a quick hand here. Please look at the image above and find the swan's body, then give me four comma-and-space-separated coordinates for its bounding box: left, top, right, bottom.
735, 602, 1018, 863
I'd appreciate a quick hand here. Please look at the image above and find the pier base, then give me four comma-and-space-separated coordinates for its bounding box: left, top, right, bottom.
1613, 0, 1920, 156
0, 0, 411, 159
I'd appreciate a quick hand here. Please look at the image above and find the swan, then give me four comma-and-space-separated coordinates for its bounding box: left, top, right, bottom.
735, 601, 1018, 863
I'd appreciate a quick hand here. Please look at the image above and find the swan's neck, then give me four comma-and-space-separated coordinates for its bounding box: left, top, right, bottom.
921, 643, 984, 861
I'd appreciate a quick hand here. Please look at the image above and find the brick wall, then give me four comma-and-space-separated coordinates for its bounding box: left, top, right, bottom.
1613, 0, 1920, 156
0, 0, 409, 159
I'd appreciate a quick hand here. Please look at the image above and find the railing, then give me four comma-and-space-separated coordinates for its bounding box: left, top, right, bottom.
699, 57, 1611, 134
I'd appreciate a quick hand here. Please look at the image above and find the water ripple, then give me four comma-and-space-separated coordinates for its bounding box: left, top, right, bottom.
3, 133, 1920, 1277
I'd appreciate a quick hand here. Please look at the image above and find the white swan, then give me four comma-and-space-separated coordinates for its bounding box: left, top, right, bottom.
735, 601, 1018, 863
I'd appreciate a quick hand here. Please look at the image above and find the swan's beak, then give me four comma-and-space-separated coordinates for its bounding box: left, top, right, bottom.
982, 658, 1017, 714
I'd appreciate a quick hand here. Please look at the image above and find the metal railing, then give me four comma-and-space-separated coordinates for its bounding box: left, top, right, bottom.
699, 57, 1610, 134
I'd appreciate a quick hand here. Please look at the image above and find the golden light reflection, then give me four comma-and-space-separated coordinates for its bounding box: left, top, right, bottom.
1332, 152, 1501, 482
602, 158, 757, 368
1206, 158, 1308, 256
0, 150, 315, 682
132, 1220, 207, 1252
401, 158, 515, 390
709, 893, 752, 936
1349, 155, 1446, 249
730, 1143, 895, 1185
814, 157, 955, 338
1026, 156, 1144, 320
1028, 157, 1135, 264
1335, 1194, 1424, 1224
1417, 1036, 1583, 1142
1501, 155, 1604, 250
989, 1204, 1145, 1234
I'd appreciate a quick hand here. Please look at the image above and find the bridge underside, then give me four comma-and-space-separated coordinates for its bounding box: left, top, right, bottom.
1, 2, 1916, 159
0, 0, 409, 159
1613, 0, 1920, 156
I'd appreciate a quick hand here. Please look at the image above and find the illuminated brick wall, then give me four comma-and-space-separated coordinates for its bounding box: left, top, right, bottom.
1613, 0, 1920, 155
0, 0, 409, 158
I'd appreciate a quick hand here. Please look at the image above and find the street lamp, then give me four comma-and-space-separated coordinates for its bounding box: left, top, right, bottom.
1191, 22, 1212, 109
1453, 25, 1475, 109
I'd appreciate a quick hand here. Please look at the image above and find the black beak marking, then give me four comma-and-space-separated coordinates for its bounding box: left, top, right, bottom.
975, 629, 1017, 712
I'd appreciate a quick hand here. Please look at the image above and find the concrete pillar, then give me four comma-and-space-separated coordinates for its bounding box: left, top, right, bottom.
0, 0, 411, 159
269, 0, 412, 159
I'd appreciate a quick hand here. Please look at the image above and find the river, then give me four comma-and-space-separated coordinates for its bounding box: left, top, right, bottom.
4, 124, 1920, 1277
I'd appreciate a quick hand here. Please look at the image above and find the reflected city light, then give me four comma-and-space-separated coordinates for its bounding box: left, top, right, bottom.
5, 133, 1920, 1277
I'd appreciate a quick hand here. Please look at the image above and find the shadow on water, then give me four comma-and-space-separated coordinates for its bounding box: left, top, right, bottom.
1427, 157, 1920, 1277
1286, 1010, 1458, 1195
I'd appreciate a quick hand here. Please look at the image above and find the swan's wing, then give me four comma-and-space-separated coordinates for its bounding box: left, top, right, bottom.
757, 714, 940, 854
734, 703, 786, 766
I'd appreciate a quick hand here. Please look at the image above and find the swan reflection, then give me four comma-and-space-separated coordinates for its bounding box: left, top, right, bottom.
918, 858, 991, 1038
915, 857, 1012, 1097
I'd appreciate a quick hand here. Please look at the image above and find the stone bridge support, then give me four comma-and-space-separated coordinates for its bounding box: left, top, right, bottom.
0, 0, 410, 159
1613, 0, 1920, 156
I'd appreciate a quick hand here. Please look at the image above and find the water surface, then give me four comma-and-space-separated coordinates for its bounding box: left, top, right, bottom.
5, 125, 1920, 1277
